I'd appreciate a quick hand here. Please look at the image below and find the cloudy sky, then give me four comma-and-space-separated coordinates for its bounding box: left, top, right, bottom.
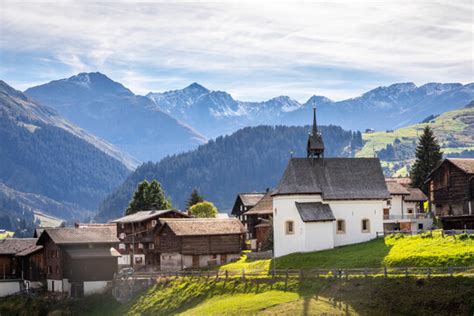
0, 0, 472, 101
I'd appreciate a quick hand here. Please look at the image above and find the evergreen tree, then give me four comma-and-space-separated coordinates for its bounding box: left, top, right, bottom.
186, 188, 204, 209
126, 179, 171, 215
410, 125, 443, 193
188, 201, 218, 218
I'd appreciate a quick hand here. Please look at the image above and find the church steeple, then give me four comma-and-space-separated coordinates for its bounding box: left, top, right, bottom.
307, 104, 324, 159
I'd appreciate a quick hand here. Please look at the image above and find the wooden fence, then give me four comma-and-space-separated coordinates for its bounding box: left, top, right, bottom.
377, 229, 474, 237
121, 266, 474, 281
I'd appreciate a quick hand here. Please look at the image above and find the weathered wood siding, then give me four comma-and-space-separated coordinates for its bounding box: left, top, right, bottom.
42, 235, 64, 280
181, 236, 209, 255
431, 161, 472, 215
209, 235, 241, 254
159, 226, 181, 253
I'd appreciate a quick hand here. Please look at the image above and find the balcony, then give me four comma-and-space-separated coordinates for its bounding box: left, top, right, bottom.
383, 213, 432, 221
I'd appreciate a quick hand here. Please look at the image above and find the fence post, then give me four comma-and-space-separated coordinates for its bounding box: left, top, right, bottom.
225, 270, 228, 283
441, 230, 445, 238
364, 268, 368, 278
405, 267, 408, 278
448, 267, 453, 277
285, 269, 289, 291
384, 266, 387, 278
299, 269, 304, 280
345, 269, 349, 280
215, 270, 219, 281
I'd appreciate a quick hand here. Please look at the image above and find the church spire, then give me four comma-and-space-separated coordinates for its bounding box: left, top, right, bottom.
307, 102, 324, 159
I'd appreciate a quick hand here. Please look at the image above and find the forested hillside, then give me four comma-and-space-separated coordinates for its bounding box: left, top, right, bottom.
96, 125, 362, 221
0, 81, 130, 222
357, 102, 474, 175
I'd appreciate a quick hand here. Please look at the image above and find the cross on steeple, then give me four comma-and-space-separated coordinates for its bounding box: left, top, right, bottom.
307, 102, 324, 159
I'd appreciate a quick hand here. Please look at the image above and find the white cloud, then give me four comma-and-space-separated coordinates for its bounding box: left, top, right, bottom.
0, 0, 472, 100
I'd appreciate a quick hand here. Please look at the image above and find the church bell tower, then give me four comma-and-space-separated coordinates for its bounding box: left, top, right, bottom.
307, 104, 324, 159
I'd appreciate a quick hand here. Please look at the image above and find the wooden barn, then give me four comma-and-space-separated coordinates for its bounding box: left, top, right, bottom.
111, 209, 189, 268
241, 191, 273, 249
37, 226, 120, 297
0, 238, 37, 279
426, 158, 474, 229
158, 218, 245, 271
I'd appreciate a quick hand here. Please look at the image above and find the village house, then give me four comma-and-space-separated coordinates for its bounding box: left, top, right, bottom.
383, 179, 432, 232
425, 158, 474, 229
241, 191, 273, 249
158, 218, 245, 271
272, 107, 390, 257
16, 243, 45, 289
37, 225, 120, 297
0, 238, 37, 280
231, 193, 265, 225
111, 209, 189, 268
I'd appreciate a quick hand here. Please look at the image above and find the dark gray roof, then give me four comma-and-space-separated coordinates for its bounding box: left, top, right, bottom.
295, 202, 335, 222
273, 158, 390, 200
0, 238, 37, 255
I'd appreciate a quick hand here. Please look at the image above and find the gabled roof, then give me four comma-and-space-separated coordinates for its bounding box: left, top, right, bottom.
385, 177, 411, 186
111, 209, 188, 223
448, 158, 474, 174
405, 188, 428, 202
244, 191, 273, 216
160, 218, 245, 236
16, 245, 43, 257
0, 238, 37, 255
385, 181, 410, 195
239, 193, 265, 207
39, 227, 119, 245
273, 158, 390, 200
295, 202, 335, 222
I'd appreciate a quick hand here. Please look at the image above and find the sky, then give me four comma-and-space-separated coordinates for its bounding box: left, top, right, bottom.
0, 0, 472, 102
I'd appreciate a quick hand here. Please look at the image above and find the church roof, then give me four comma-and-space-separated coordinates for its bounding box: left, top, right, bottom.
273, 158, 390, 200
295, 202, 335, 222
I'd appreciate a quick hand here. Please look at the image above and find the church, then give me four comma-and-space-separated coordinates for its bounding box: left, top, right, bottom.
272, 107, 390, 257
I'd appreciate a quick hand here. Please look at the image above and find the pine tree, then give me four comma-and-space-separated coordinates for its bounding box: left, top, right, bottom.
126, 179, 172, 215
186, 188, 204, 209
410, 125, 443, 193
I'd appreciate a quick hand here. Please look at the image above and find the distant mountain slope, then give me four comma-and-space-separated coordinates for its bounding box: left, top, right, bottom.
96, 125, 361, 221
0, 80, 130, 219
25, 73, 207, 163
356, 102, 474, 176
148, 82, 474, 137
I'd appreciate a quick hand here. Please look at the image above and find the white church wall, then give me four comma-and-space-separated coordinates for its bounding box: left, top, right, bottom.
330, 200, 384, 247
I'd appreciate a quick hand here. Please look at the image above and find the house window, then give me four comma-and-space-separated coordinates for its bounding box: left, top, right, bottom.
149, 243, 155, 250
138, 243, 144, 249
129, 244, 134, 250
151, 220, 158, 227
387, 200, 391, 206
121, 223, 125, 229
285, 221, 294, 235
361, 219, 370, 233
119, 243, 126, 250
336, 220, 346, 234
135, 256, 143, 264
240, 205, 243, 212
407, 208, 414, 214
418, 223, 424, 230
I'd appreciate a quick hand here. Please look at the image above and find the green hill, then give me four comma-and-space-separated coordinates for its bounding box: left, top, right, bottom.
356, 106, 474, 176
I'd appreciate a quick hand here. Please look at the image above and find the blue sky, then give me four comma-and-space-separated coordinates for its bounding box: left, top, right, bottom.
0, 0, 472, 102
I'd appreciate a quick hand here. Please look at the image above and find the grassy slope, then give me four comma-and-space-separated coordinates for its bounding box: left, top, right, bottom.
115, 278, 474, 315
0, 231, 14, 239
356, 107, 474, 175
218, 232, 474, 273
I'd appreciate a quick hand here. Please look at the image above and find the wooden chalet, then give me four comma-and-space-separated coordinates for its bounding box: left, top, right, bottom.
158, 218, 245, 271
426, 158, 474, 229
241, 191, 273, 248
37, 226, 120, 297
0, 238, 37, 279
231, 193, 265, 220
111, 209, 189, 269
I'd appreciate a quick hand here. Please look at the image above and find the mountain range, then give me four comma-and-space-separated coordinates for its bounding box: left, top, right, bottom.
0, 80, 131, 224
25, 73, 207, 163
148, 82, 474, 138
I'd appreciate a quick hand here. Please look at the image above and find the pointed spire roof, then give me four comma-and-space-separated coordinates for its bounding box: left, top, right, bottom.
307, 104, 324, 158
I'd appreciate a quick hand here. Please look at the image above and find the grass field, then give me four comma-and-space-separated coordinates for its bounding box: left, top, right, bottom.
216, 232, 474, 273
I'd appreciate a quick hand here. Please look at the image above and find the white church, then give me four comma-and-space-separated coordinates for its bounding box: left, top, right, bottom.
272, 107, 390, 257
